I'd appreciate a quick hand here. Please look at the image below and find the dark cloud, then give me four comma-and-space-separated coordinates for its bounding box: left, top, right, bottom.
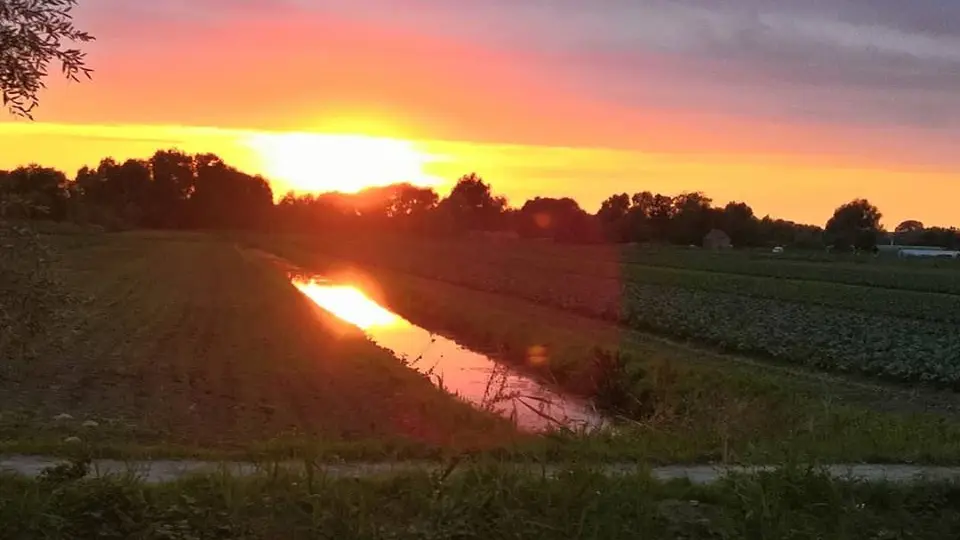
796, 0, 960, 37
307, 0, 960, 131
80, 0, 960, 134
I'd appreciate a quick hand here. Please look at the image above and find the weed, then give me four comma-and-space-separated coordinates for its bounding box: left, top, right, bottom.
3, 464, 960, 538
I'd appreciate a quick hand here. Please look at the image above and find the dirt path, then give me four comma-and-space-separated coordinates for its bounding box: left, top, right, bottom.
4, 455, 960, 485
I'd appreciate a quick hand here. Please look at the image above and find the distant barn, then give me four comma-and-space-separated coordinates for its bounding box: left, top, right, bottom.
703, 229, 732, 250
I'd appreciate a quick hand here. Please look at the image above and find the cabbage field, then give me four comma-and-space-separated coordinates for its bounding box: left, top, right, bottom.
276, 235, 960, 388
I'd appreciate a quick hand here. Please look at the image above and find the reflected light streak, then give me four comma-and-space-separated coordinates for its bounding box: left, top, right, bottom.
292, 278, 400, 329
289, 272, 604, 432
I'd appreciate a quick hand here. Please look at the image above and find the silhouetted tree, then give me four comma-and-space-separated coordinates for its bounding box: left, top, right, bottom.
916, 227, 960, 250
319, 183, 435, 232
597, 193, 631, 241
893, 220, 925, 245
1, 0, 93, 117
757, 217, 823, 249
146, 150, 195, 228
275, 192, 318, 232
648, 194, 674, 240
378, 184, 439, 232
8, 144, 955, 257
517, 197, 600, 243
719, 201, 759, 247
71, 158, 152, 228
670, 192, 715, 245
436, 173, 506, 232
189, 154, 273, 229
0, 165, 70, 220
384, 184, 439, 218
825, 199, 883, 251
895, 220, 925, 234
594, 190, 809, 247
621, 191, 657, 242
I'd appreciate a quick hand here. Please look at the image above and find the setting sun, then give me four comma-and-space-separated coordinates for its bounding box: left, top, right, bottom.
246, 132, 442, 195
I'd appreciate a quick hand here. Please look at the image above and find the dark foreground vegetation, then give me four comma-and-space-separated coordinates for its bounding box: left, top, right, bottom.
4, 462, 960, 540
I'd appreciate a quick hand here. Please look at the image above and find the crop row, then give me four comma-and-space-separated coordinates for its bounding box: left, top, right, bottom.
526, 257, 960, 325
316, 237, 960, 324
401, 236, 960, 296
619, 283, 960, 385
621, 250, 960, 296
298, 238, 960, 387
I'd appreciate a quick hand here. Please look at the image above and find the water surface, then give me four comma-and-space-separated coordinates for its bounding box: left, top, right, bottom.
292, 275, 603, 432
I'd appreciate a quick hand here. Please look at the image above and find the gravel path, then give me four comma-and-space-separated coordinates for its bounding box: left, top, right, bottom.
4, 456, 960, 485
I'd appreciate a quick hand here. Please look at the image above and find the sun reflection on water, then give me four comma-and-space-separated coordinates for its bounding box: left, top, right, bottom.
289, 273, 604, 432
292, 278, 400, 329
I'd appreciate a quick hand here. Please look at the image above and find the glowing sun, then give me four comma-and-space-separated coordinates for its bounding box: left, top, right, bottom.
247, 132, 441, 194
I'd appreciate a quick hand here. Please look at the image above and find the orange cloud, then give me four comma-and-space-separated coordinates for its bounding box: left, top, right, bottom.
5, 3, 957, 228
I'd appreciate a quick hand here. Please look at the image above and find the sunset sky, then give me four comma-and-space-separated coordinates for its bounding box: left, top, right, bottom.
2, 0, 958, 227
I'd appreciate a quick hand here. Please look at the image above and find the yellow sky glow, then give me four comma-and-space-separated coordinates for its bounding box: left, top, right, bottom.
0, 121, 955, 227
244, 132, 443, 194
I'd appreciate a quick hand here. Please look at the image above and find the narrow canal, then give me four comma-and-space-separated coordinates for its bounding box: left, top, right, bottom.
291, 274, 604, 432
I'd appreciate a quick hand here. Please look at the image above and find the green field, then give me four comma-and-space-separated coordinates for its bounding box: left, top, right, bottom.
0, 232, 516, 458
8, 228, 960, 535
8, 229, 960, 464
234, 233, 960, 464
260, 234, 960, 387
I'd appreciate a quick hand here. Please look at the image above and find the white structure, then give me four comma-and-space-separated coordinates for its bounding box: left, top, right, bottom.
897, 249, 960, 259
877, 244, 942, 253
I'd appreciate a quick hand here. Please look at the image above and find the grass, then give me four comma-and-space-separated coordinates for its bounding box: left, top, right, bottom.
249, 233, 960, 387
4, 460, 960, 539
250, 237, 960, 464
423, 247, 960, 323
444, 235, 960, 291
7, 229, 960, 536
8, 229, 960, 465
0, 231, 517, 458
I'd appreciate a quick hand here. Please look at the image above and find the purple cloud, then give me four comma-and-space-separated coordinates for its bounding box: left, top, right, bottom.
71, 0, 960, 166
299, 0, 960, 134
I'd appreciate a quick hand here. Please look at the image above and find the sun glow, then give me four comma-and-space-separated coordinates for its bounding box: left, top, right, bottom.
247, 132, 441, 194
292, 278, 401, 329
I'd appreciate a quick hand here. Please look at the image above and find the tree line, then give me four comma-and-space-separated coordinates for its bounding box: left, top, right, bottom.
0, 151, 273, 230
2, 149, 958, 250
3, 5, 958, 252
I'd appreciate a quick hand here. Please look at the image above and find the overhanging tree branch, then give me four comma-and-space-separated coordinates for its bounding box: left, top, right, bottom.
0, 0, 94, 118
